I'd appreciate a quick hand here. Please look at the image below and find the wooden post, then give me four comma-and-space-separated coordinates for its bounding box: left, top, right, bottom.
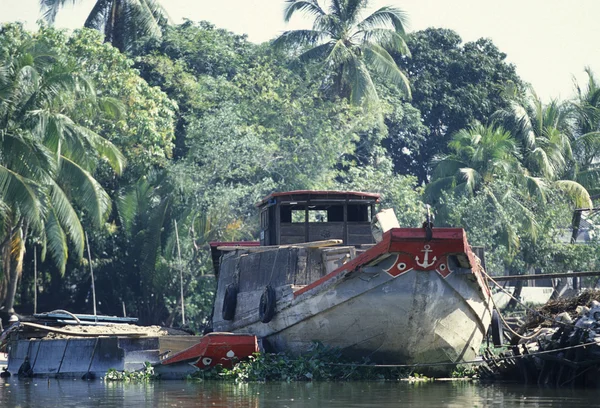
33, 246, 37, 315
174, 220, 185, 326
85, 232, 97, 317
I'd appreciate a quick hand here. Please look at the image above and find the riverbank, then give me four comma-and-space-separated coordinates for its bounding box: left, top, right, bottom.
479, 290, 600, 387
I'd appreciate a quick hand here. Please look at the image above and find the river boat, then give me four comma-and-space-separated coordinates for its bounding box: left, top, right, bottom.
209, 190, 493, 375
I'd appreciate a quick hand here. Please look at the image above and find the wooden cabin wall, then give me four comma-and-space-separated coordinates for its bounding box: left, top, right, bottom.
347, 222, 374, 245
218, 248, 331, 294
238, 249, 300, 291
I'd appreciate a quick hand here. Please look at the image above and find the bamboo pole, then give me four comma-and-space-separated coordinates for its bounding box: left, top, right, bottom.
174, 220, 185, 326
33, 246, 37, 315
85, 232, 97, 317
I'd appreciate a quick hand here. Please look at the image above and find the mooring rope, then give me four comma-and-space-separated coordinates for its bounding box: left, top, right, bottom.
326, 340, 599, 369
484, 272, 544, 341
481, 269, 592, 336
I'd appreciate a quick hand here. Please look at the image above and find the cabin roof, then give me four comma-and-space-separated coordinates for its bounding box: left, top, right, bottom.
256, 190, 380, 208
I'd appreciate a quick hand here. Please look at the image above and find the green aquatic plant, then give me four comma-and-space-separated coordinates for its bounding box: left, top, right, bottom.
104, 362, 156, 382
191, 342, 411, 383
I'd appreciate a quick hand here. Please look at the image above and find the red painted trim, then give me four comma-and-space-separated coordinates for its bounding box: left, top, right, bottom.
293, 232, 393, 297
293, 228, 485, 298
256, 190, 381, 207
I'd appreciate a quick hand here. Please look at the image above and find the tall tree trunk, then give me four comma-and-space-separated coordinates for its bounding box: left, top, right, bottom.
4, 222, 26, 313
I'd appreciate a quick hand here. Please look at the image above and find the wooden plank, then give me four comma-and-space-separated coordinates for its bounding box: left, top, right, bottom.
159, 336, 203, 356
217, 239, 342, 252
21, 322, 147, 337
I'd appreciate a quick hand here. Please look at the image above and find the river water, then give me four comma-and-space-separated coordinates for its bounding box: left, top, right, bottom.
2, 378, 600, 407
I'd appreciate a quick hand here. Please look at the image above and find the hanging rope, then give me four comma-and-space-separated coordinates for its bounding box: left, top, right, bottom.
326, 340, 599, 369
482, 269, 593, 336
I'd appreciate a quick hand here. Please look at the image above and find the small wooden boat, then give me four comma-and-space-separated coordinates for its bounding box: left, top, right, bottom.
160, 333, 258, 369
209, 191, 493, 375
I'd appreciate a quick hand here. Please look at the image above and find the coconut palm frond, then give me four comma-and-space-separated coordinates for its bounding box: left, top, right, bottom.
424, 176, 456, 202
48, 180, 84, 259
39, 0, 78, 24
363, 44, 411, 98
71, 124, 126, 175
458, 167, 480, 196
347, 57, 377, 105
523, 175, 547, 202
44, 207, 68, 275
272, 29, 326, 51
283, 0, 326, 22
297, 41, 335, 63
430, 157, 465, 180
274, 0, 410, 106
358, 6, 408, 34
555, 180, 592, 209
0, 165, 45, 233
58, 156, 111, 226
358, 29, 410, 57
84, 0, 113, 31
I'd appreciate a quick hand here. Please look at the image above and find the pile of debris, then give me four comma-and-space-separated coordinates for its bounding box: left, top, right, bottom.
479, 290, 600, 387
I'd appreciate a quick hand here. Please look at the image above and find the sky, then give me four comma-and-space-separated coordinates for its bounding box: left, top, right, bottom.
1, 0, 599, 102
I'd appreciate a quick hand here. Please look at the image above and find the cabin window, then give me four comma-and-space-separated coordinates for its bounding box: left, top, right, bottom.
281, 206, 292, 223
280, 203, 366, 224
347, 204, 370, 222
308, 209, 327, 222
280, 205, 306, 223
292, 210, 305, 223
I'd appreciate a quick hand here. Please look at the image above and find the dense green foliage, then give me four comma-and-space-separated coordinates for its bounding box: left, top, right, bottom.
393, 28, 524, 182
1, 0, 599, 327
196, 343, 410, 382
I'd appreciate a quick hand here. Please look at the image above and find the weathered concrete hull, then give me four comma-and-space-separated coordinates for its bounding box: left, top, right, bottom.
269, 268, 490, 369
6, 337, 160, 378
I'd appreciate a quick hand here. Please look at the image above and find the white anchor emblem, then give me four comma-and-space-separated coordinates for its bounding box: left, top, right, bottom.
415, 244, 437, 268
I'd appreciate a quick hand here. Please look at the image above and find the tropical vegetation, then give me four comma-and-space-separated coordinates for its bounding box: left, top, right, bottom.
0, 0, 598, 326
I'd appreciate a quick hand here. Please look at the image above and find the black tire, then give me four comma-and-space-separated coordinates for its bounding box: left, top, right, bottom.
491, 309, 504, 347
222, 284, 238, 321
259, 285, 276, 323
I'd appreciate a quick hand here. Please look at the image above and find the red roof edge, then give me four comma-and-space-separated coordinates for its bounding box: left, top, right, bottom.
256, 190, 381, 207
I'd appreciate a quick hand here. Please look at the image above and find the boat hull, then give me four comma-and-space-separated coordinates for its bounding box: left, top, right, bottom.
244, 263, 488, 374
212, 228, 492, 375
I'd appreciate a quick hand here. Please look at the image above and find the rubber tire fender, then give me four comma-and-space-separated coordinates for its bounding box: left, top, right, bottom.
259, 285, 276, 323
222, 283, 238, 321
491, 309, 504, 347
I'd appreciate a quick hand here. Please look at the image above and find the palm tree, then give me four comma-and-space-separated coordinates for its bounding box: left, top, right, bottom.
40, 0, 168, 52
570, 68, 600, 197
427, 123, 544, 251
0, 32, 125, 312
492, 88, 593, 209
273, 0, 411, 105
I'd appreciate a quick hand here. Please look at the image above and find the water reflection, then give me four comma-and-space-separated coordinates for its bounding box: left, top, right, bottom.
2, 378, 600, 407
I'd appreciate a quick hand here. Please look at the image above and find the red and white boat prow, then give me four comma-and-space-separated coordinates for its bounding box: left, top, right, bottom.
160, 333, 258, 369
